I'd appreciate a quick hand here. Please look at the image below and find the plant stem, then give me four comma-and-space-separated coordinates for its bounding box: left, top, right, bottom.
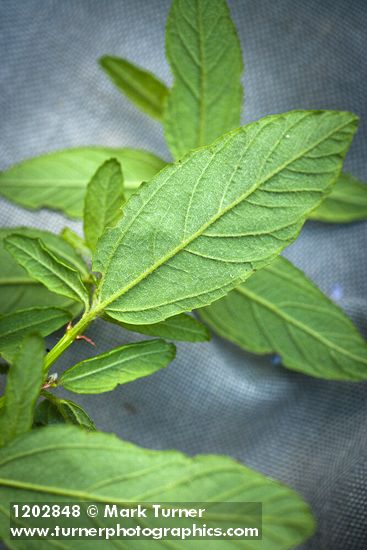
43, 309, 97, 373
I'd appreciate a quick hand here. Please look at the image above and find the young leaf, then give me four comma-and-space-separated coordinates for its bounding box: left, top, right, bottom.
0, 147, 166, 218
0, 228, 88, 315
60, 228, 92, 261
34, 396, 95, 431
60, 339, 175, 394
0, 307, 70, 364
0, 425, 315, 549
310, 172, 367, 223
164, 0, 243, 159
93, 110, 357, 325
100, 55, 169, 121
104, 312, 210, 342
84, 159, 125, 252
199, 256, 367, 380
5, 235, 90, 308
0, 334, 44, 447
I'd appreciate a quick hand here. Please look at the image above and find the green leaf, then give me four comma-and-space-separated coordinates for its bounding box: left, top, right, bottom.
0, 147, 166, 218
199, 256, 367, 380
310, 172, 367, 223
60, 227, 91, 261
105, 312, 210, 342
34, 395, 95, 431
5, 236, 90, 308
0, 228, 88, 315
0, 307, 70, 364
0, 425, 315, 549
100, 55, 169, 121
0, 334, 44, 447
93, 110, 357, 325
164, 0, 243, 159
60, 339, 175, 394
84, 159, 125, 252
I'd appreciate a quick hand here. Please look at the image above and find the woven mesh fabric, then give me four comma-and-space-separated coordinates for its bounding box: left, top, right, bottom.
1, 1, 367, 548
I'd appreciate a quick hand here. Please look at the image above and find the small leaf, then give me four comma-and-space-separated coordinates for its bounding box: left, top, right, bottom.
0, 228, 88, 315
93, 111, 357, 325
0, 147, 166, 218
0, 334, 44, 446
199, 256, 367, 380
0, 307, 70, 364
5, 235, 89, 308
164, 0, 243, 159
34, 396, 95, 431
310, 172, 367, 223
0, 425, 315, 549
60, 339, 175, 394
60, 228, 91, 261
84, 159, 125, 252
100, 55, 169, 121
105, 312, 210, 342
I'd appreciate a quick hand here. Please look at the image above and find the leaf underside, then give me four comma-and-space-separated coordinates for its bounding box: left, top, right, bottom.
0, 148, 166, 218
164, 0, 243, 159
0, 425, 315, 549
93, 110, 357, 325
199, 256, 367, 380
34, 397, 95, 431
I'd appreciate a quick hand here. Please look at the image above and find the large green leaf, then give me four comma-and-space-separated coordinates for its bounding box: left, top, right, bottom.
100, 55, 169, 120
84, 159, 125, 252
164, 0, 243, 159
0, 334, 44, 447
0, 148, 166, 218
5, 236, 89, 308
0, 228, 88, 315
60, 339, 175, 394
0, 425, 315, 549
34, 395, 95, 431
0, 307, 70, 364
92, 110, 357, 325
104, 312, 210, 342
310, 172, 367, 223
199, 256, 367, 380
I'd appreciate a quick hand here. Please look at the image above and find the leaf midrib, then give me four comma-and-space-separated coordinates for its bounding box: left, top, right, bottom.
95, 116, 351, 316
235, 285, 367, 365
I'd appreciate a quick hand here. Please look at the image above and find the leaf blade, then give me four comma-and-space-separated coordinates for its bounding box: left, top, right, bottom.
164, 0, 243, 159
5, 235, 89, 308
0, 425, 315, 549
105, 312, 211, 342
199, 256, 367, 380
0, 334, 44, 446
310, 172, 367, 223
93, 110, 357, 325
0, 147, 166, 218
60, 339, 176, 393
83, 159, 125, 252
100, 55, 169, 120
0, 307, 71, 364
34, 397, 95, 431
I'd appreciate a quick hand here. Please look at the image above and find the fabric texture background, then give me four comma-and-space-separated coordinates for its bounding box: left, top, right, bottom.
1, 1, 367, 548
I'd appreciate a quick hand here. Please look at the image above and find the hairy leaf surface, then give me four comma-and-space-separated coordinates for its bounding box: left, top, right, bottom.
93, 111, 357, 325
5, 236, 89, 308
0, 426, 315, 549
60, 339, 175, 393
34, 396, 95, 431
164, 0, 243, 159
310, 172, 367, 223
0, 307, 70, 364
104, 312, 210, 342
199, 256, 367, 380
0, 148, 166, 218
0, 228, 88, 315
0, 335, 44, 447
100, 55, 169, 120
84, 159, 125, 252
